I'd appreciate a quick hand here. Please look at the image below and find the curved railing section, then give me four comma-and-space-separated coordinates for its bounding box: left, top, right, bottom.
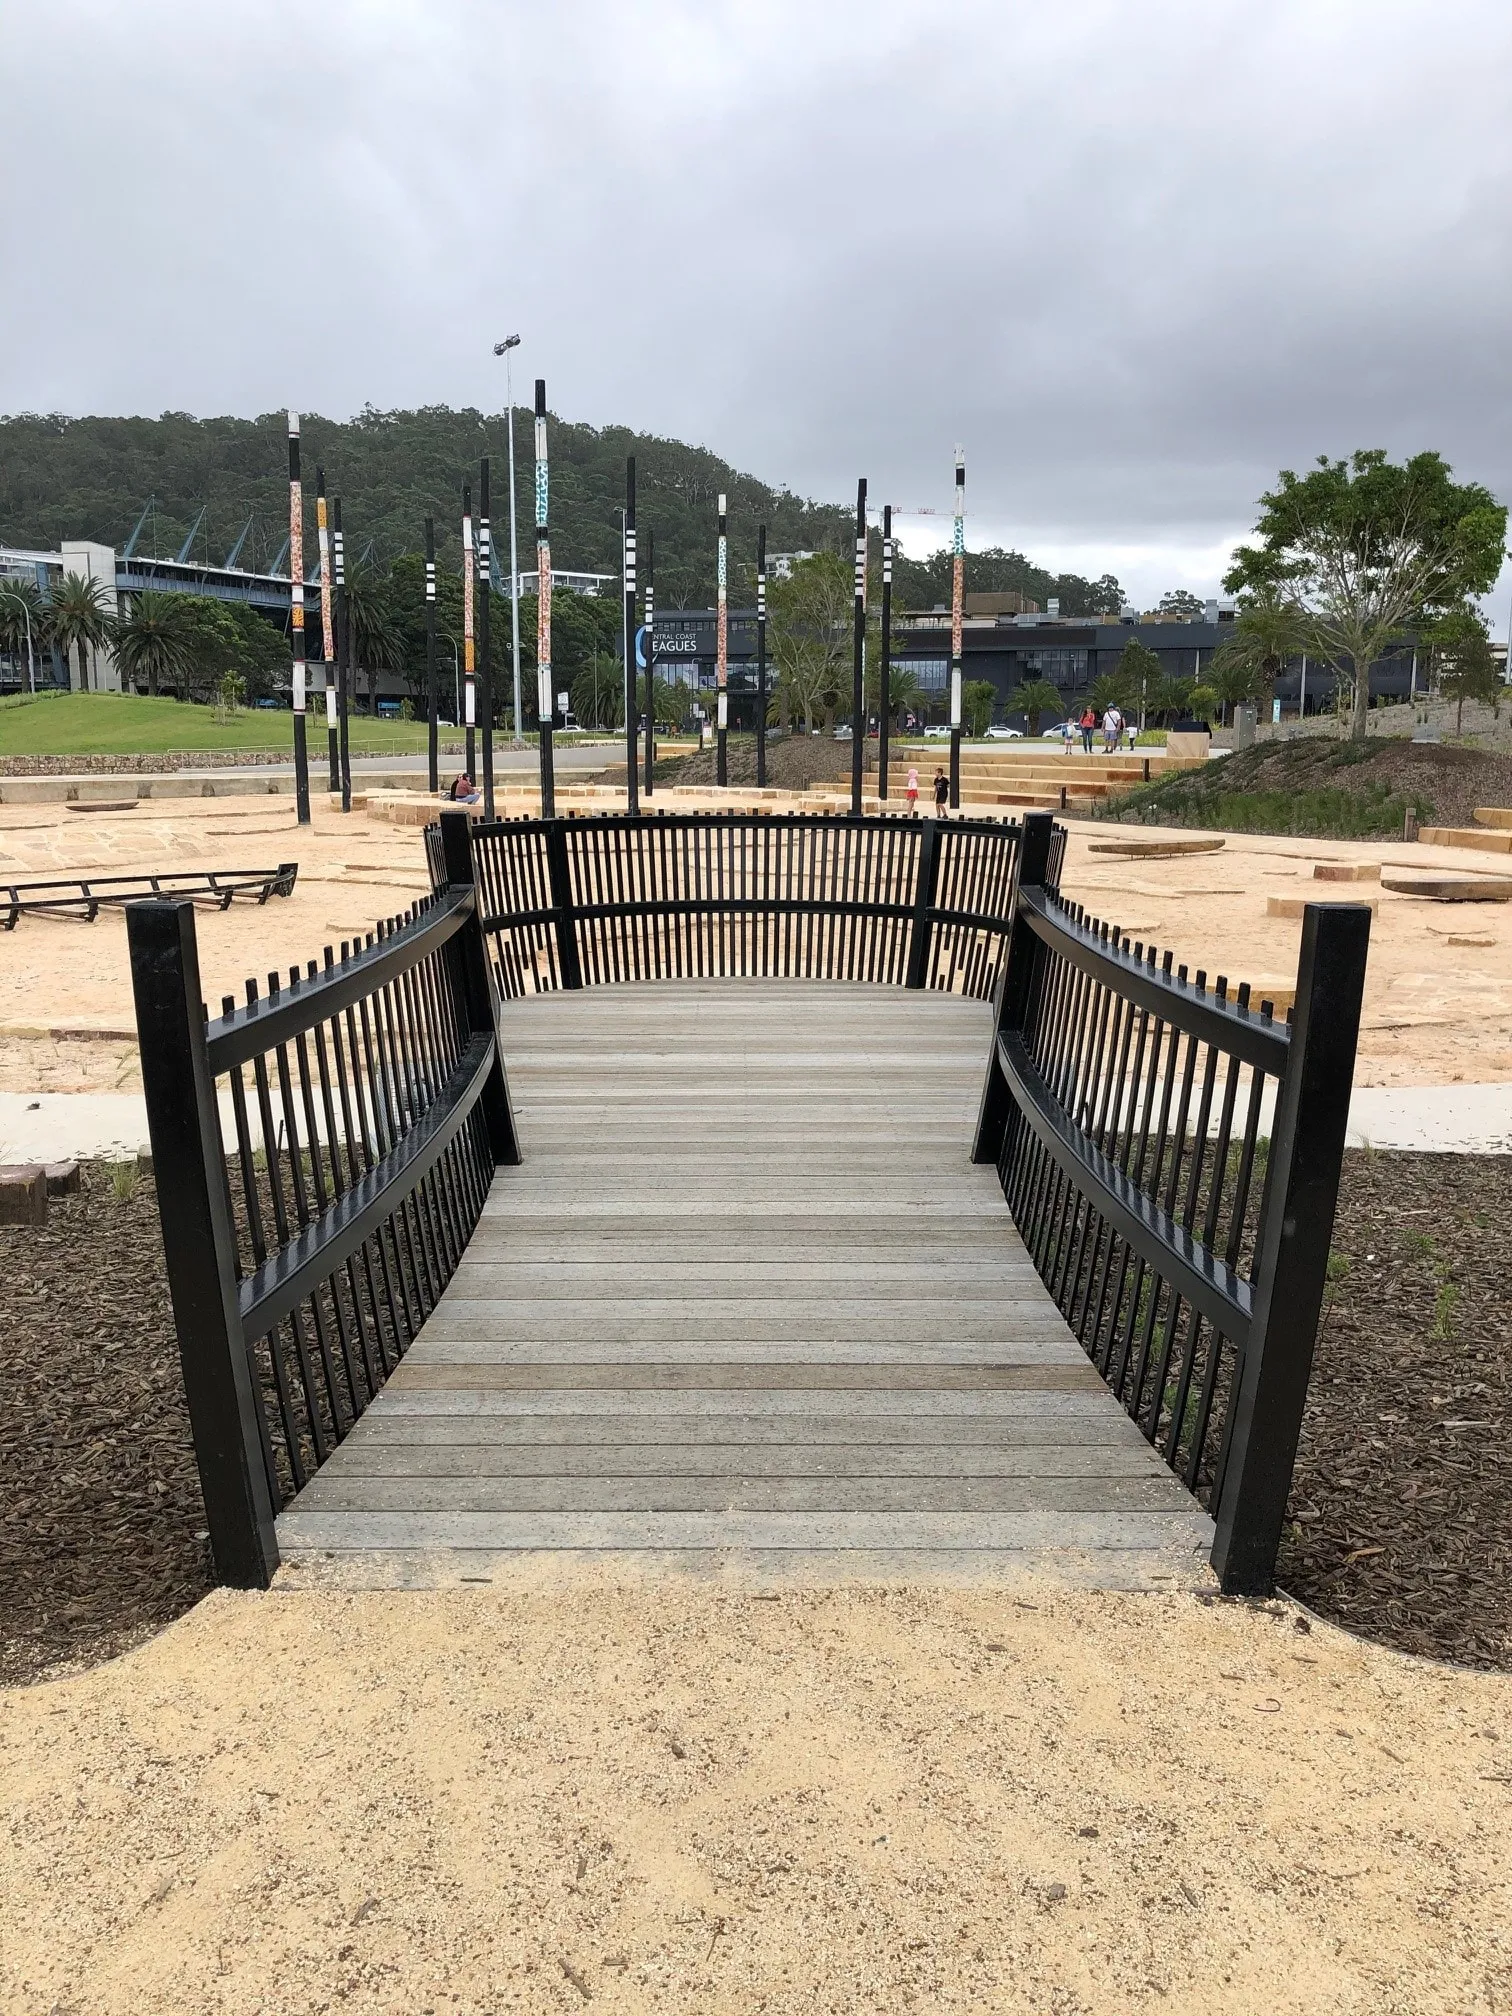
128, 811, 517, 1587
973, 812, 1370, 1596
432, 810, 1065, 1001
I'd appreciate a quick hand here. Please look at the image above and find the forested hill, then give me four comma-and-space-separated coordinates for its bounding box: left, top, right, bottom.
0, 406, 1124, 615
0, 407, 849, 609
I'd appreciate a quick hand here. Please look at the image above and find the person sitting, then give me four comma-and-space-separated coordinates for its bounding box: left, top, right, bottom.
449, 773, 482, 804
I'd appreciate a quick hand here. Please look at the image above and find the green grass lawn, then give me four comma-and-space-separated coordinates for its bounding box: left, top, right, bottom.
0, 691, 436, 758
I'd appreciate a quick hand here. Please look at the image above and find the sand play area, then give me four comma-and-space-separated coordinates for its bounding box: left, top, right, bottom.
0, 793, 1509, 1098
4, 791, 1510, 2012
3, 1573, 1511, 2014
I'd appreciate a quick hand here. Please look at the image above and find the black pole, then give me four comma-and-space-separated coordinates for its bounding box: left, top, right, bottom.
288, 412, 310, 825
479, 458, 494, 818
756, 524, 768, 789
463, 482, 476, 784
317, 468, 338, 794
334, 498, 351, 813
850, 477, 867, 817
715, 493, 728, 787
643, 529, 656, 800
624, 456, 639, 815
879, 504, 892, 802
949, 446, 965, 812
425, 514, 438, 794
535, 379, 556, 819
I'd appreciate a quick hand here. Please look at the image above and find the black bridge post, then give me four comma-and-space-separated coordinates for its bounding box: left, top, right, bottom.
903, 817, 943, 989
126, 899, 280, 1588
543, 817, 584, 990
440, 811, 522, 1165
1209, 902, 1370, 1594
971, 811, 1054, 1165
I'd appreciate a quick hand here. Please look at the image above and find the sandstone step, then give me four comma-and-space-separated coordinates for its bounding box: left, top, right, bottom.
1418, 826, 1512, 855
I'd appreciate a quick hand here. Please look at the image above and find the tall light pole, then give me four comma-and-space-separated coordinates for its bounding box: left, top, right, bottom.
493, 336, 524, 747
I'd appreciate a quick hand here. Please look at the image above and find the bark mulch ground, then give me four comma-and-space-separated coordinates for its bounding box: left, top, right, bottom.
659, 733, 853, 792
1278, 1149, 1512, 1670
0, 1163, 212, 1687
2, 1152, 1508, 1684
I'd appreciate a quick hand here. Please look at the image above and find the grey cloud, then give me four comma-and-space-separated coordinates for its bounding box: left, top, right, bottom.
2, 0, 1509, 603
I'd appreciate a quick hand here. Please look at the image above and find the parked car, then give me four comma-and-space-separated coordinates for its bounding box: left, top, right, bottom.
983, 724, 1023, 740
922, 724, 951, 738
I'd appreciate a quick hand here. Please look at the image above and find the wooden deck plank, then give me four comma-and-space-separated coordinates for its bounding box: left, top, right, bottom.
275, 981, 1216, 1589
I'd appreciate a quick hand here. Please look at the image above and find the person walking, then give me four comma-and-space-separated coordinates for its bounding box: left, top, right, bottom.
933, 768, 949, 816
1079, 704, 1096, 756
1102, 704, 1122, 753
905, 765, 920, 815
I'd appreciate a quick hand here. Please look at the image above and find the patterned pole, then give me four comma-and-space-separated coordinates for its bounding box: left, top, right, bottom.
715, 491, 728, 786
424, 515, 438, 793
535, 379, 556, 819
462, 482, 476, 783
623, 457, 639, 816
949, 445, 965, 811
643, 529, 656, 800
333, 498, 350, 813
851, 477, 867, 816
756, 524, 768, 789
287, 412, 310, 825
479, 457, 494, 817
316, 468, 338, 794
879, 505, 893, 801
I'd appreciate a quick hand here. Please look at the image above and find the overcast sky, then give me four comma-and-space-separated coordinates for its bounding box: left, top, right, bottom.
3, 0, 1510, 611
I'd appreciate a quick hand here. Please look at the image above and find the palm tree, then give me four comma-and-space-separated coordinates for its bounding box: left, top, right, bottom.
0, 581, 44, 688
1014, 678, 1063, 734
344, 567, 402, 714
1211, 586, 1309, 724
49, 572, 114, 693
114, 591, 195, 698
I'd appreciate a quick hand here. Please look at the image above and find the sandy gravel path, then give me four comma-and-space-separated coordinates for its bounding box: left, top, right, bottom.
3, 1573, 1509, 2014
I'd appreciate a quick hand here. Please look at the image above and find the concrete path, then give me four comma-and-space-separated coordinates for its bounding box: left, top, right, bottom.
274, 981, 1215, 1589
9, 1073, 1509, 1167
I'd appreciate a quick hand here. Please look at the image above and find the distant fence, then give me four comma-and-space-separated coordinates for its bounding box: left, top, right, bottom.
974, 812, 1370, 1595
427, 810, 1065, 1000
128, 812, 516, 1587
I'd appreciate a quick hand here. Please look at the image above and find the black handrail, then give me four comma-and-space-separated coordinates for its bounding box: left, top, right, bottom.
434, 808, 1046, 1001
127, 811, 517, 1589
975, 811, 1370, 1596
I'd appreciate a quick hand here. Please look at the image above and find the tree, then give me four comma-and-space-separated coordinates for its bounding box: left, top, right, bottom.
767, 552, 855, 734
1014, 678, 1063, 733
1188, 683, 1220, 724
1090, 666, 1138, 718
1159, 588, 1204, 617
170, 596, 289, 704
962, 680, 995, 738
0, 580, 44, 684
1225, 450, 1506, 741
1433, 611, 1502, 733
49, 571, 113, 691
114, 590, 195, 698
864, 655, 922, 727
344, 566, 402, 713
1208, 582, 1309, 725
1149, 673, 1196, 725
1207, 650, 1257, 725
1115, 638, 1163, 726
571, 650, 624, 730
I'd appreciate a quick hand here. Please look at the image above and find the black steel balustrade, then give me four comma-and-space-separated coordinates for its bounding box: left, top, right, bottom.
127, 812, 517, 1587
431, 810, 1064, 1000
974, 812, 1370, 1595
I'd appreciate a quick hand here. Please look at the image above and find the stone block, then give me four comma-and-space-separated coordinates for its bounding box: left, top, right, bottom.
0, 1164, 47, 1225
44, 1159, 81, 1195
1313, 861, 1381, 882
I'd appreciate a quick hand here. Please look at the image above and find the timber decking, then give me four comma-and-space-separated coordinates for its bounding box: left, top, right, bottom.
275, 981, 1215, 1587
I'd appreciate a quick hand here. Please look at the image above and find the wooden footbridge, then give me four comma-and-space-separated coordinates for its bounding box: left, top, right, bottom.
128, 808, 1368, 1598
